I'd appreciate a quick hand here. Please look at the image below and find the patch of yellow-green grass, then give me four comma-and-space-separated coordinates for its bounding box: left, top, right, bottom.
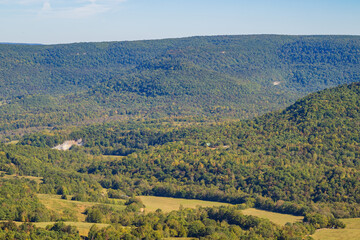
341, 218, 360, 229
95, 155, 124, 161
163, 238, 197, 240
12, 221, 109, 237
1, 173, 43, 184
311, 218, 360, 240
241, 208, 303, 226
37, 194, 125, 222
4, 140, 19, 145
139, 196, 231, 213
38, 222, 110, 237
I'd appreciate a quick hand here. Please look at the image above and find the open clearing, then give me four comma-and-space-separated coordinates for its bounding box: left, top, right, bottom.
163, 238, 197, 240
37, 194, 125, 222
38, 194, 360, 239
21, 193, 360, 238
241, 208, 304, 226
13, 221, 109, 237
311, 218, 360, 240
97, 154, 124, 161
139, 196, 303, 226
34, 194, 125, 236
0, 173, 43, 184
4, 140, 19, 145
139, 196, 231, 212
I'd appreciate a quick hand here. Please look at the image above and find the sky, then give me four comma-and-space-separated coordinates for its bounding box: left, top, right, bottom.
0, 0, 359, 44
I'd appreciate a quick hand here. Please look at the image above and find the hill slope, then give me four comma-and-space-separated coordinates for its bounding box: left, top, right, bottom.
1, 35, 360, 135
2, 83, 359, 239
78, 83, 360, 217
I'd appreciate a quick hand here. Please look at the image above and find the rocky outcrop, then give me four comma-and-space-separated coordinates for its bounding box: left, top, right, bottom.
52, 139, 83, 151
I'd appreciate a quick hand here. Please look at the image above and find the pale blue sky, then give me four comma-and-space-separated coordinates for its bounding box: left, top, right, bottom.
1, 0, 359, 44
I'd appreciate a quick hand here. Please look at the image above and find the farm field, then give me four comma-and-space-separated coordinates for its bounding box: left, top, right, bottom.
311, 218, 360, 240
241, 208, 304, 226
139, 196, 304, 226
12, 221, 110, 237
138, 196, 232, 212
8, 193, 359, 238
37, 194, 126, 222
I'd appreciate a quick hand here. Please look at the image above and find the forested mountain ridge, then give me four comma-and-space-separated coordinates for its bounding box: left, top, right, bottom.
1, 35, 360, 136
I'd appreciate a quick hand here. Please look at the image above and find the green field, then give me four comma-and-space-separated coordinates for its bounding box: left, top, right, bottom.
13, 221, 110, 237
4, 140, 19, 145
37, 194, 125, 222
241, 208, 304, 226
33, 194, 360, 239
11, 193, 360, 238
33, 194, 126, 236
139, 196, 232, 212
0, 172, 43, 184
311, 218, 360, 240
96, 155, 124, 161
139, 196, 304, 226
163, 238, 197, 240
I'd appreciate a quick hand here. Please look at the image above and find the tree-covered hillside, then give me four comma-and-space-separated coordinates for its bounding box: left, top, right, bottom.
72, 82, 360, 217
16, 83, 360, 216
1, 35, 360, 135
2, 83, 359, 239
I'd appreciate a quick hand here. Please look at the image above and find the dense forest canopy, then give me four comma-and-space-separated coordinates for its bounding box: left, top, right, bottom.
0, 35, 360, 136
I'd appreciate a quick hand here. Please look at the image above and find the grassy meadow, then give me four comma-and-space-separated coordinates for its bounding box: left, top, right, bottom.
14, 221, 110, 237
0, 172, 43, 184
163, 238, 197, 240
139, 196, 303, 226
37, 194, 125, 222
138, 196, 232, 212
241, 208, 304, 226
96, 154, 125, 161
8, 193, 360, 238
311, 218, 360, 240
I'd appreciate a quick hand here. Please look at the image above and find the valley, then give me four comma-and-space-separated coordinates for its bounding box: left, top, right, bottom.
1, 35, 360, 139
3, 192, 307, 237
4, 191, 359, 239
0, 36, 359, 239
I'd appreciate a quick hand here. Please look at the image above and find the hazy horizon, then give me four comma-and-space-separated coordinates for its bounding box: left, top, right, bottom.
1, 0, 360, 44
2, 33, 360, 46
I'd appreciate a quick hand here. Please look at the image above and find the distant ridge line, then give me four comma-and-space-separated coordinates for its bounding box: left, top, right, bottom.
0, 42, 42, 45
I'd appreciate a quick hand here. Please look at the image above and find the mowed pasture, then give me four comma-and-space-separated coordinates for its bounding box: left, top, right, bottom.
13, 221, 109, 237
139, 196, 303, 226
311, 218, 360, 240
241, 208, 304, 226
37, 194, 126, 222
138, 196, 232, 212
